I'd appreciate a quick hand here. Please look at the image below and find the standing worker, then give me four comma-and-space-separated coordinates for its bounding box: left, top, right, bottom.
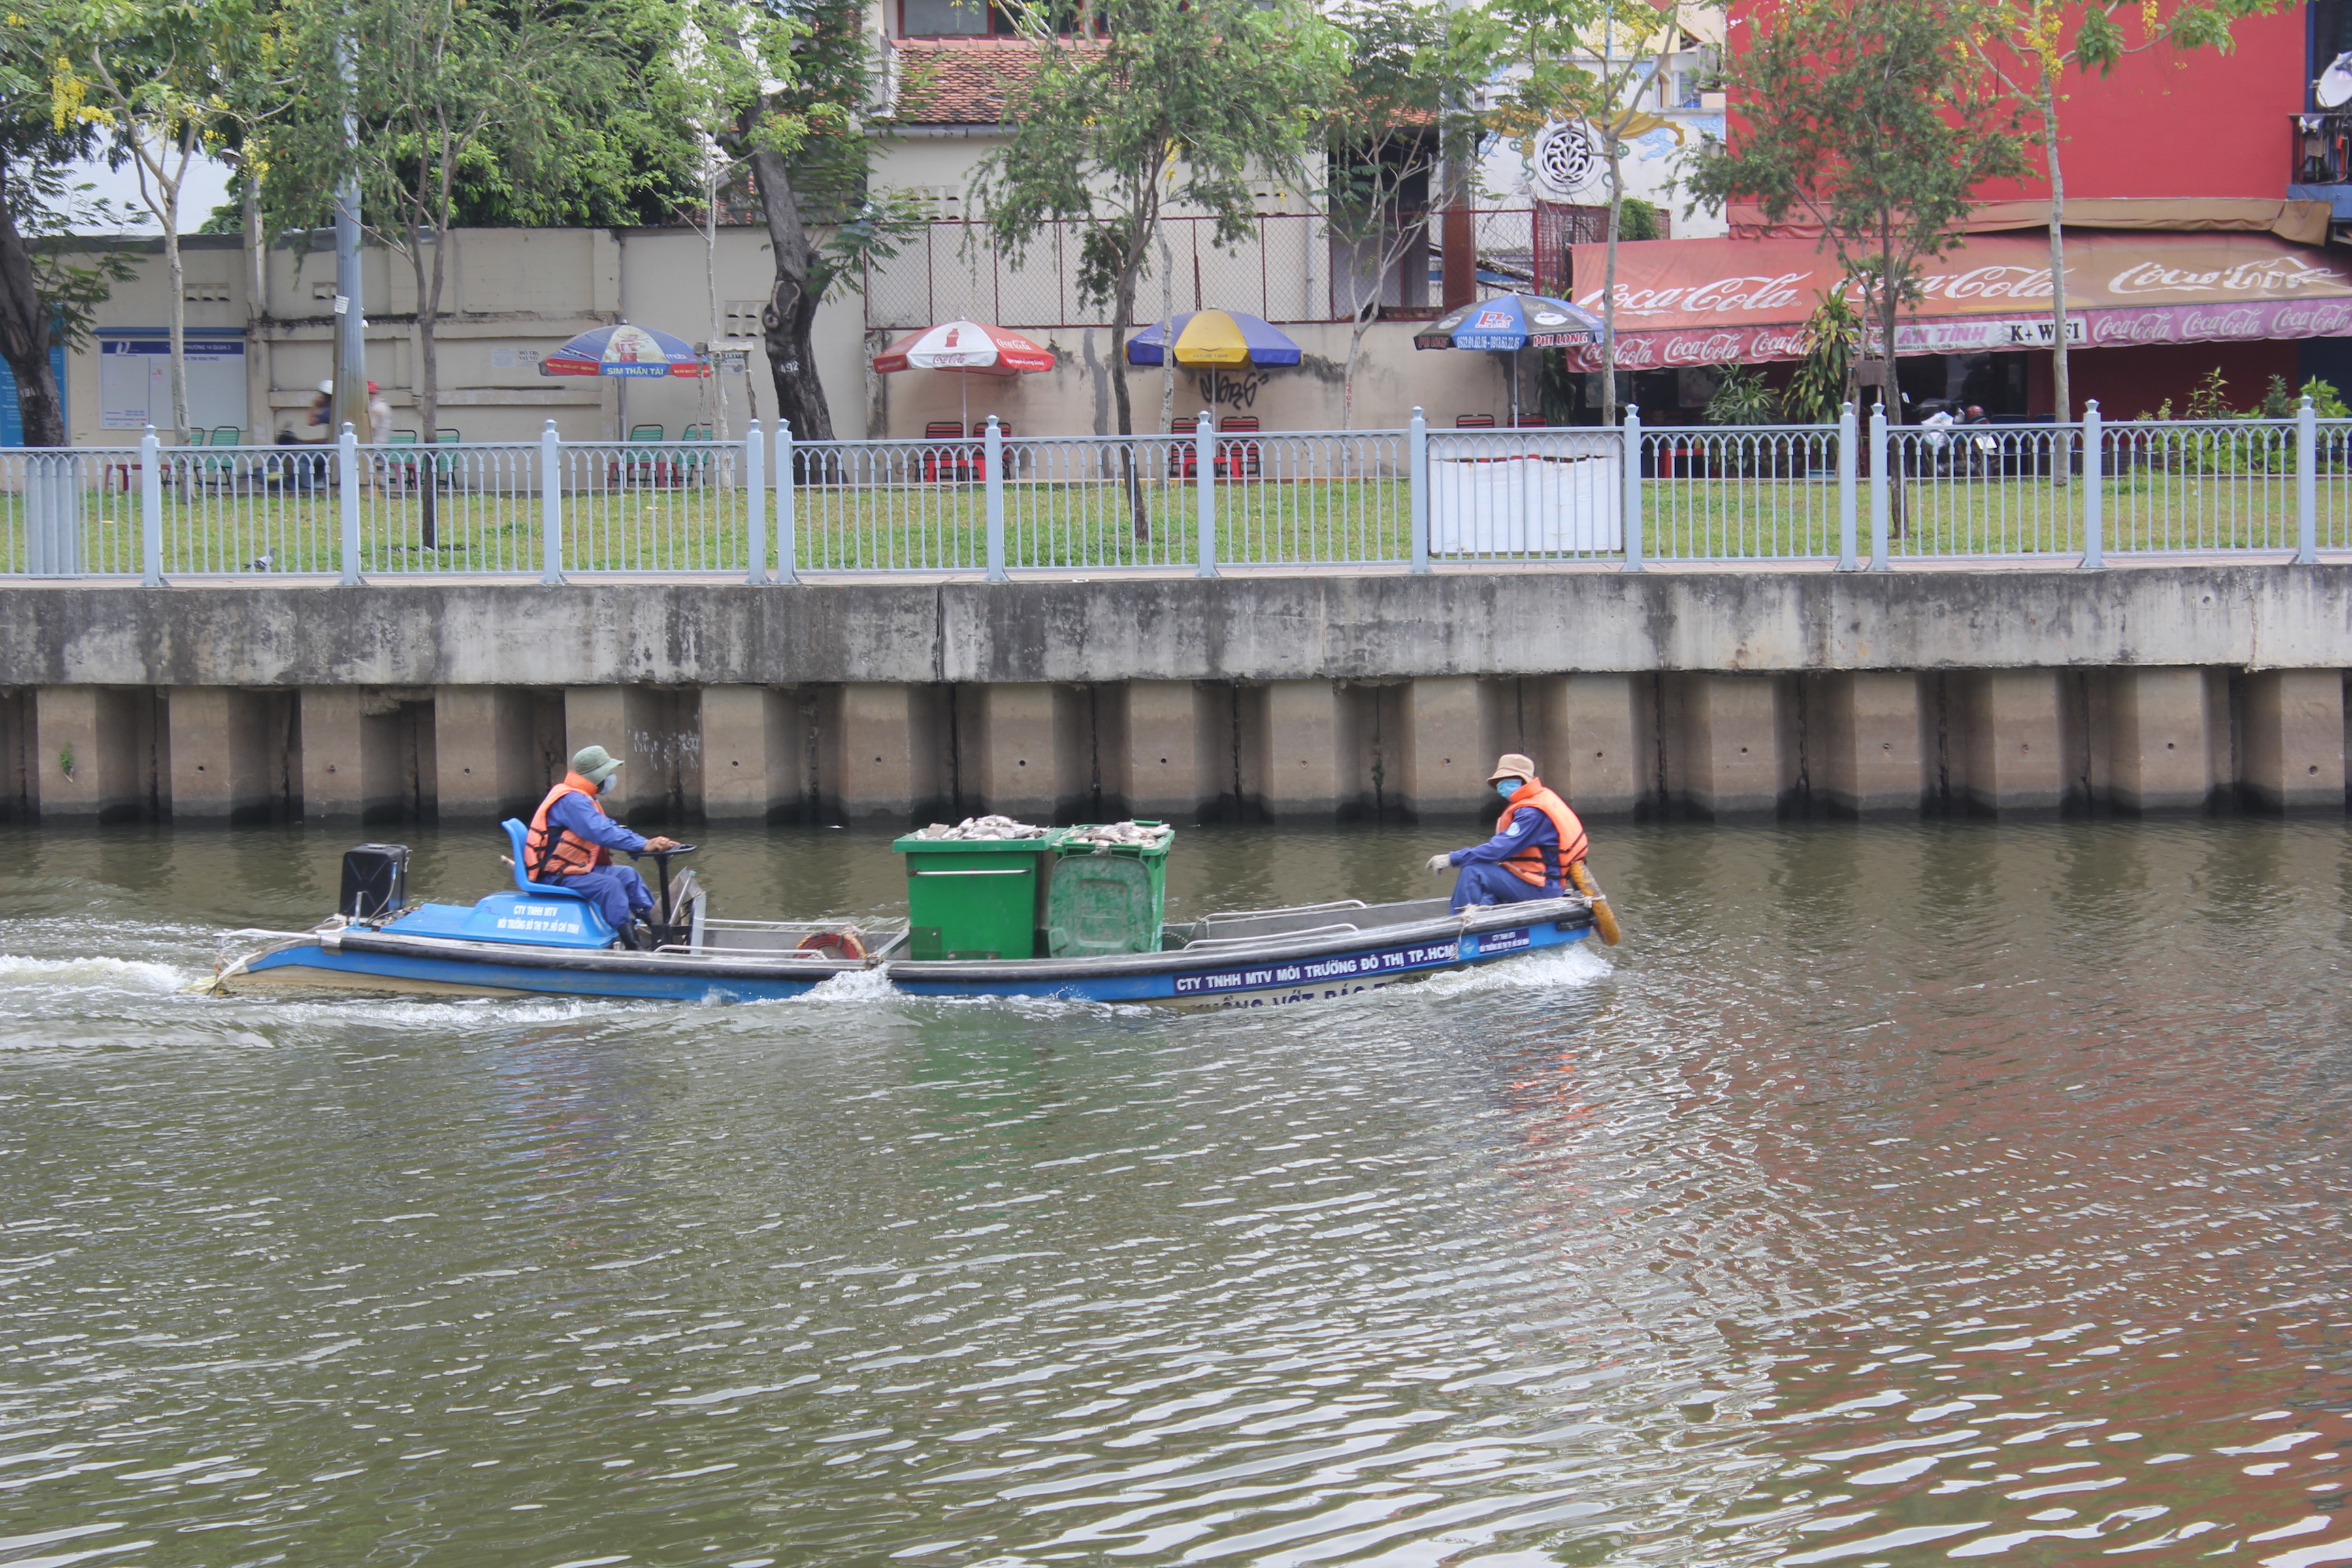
523, 745, 679, 949
1426, 753, 1621, 942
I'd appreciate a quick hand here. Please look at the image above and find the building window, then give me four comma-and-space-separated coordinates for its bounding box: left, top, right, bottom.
902, 0, 992, 35
900, 0, 1107, 35
2319, 0, 2352, 105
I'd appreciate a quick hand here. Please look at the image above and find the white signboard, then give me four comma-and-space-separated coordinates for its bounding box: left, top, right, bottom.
1430, 451, 1624, 555
98, 338, 248, 432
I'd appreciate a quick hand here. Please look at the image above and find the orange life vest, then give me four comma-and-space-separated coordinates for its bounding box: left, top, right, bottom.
525, 774, 610, 881
1496, 779, 1590, 890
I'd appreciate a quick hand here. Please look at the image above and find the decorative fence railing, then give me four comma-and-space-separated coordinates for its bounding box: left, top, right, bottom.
1, 401, 2345, 582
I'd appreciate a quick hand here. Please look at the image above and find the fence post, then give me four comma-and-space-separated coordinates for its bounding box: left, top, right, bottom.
774, 421, 799, 585
140, 427, 166, 587
743, 419, 768, 586
338, 422, 363, 585
1195, 410, 1217, 578
985, 414, 1007, 582
538, 419, 564, 586
1836, 401, 1858, 571
1868, 402, 1889, 571
1409, 406, 1429, 573
1622, 402, 1644, 572
2082, 400, 2104, 570
2297, 393, 2319, 564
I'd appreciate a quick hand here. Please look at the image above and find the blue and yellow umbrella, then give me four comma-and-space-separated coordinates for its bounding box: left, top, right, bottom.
1126, 310, 1303, 367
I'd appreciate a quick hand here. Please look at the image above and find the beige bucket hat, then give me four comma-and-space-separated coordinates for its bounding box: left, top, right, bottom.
1488, 753, 1538, 783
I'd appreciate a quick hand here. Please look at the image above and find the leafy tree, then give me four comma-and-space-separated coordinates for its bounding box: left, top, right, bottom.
974, 0, 1341, 472
1703, 362, 1774, 424
1780, 290, 1858, 424
683, 0, 918, 444
272, 0, 661, 534
1967, 0, 2285, 431
1685, 0, 2028, 440
1487, 0, 1679, 425
1321, 0, 1496, 429
0, 20, 131, 445
49, 0, 284, 441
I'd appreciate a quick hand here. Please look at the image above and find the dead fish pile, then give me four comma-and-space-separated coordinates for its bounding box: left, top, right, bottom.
1062, 820, 1174, 849
909, 814, 1049, 841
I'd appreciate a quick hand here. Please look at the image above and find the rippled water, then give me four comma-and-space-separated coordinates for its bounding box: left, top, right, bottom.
5, 817, 2352, 1567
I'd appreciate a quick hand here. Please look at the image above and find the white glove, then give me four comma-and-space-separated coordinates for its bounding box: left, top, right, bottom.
1424, 853, 1452, 874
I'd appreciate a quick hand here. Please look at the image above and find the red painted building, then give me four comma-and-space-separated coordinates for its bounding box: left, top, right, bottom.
1590, 0, 2352, 419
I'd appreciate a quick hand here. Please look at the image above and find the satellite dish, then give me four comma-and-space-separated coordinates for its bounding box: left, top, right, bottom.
2318, 52, 2352, 108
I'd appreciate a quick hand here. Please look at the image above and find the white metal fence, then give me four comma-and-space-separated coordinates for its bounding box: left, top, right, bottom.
1, 402, 2344, 582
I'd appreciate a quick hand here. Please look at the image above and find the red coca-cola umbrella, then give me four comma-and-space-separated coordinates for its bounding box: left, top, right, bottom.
873, 320, 1055, 429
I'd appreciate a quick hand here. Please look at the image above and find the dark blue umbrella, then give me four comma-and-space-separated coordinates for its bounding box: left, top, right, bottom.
1414, 294, 1603, 352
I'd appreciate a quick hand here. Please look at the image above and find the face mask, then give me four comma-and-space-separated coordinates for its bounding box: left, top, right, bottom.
1496, 779, 1522, 800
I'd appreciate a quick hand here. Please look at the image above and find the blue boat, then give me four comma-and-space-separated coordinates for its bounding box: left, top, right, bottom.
210, 823, 1609, 1007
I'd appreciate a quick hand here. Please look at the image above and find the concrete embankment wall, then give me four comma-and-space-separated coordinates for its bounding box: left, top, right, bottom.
1, 566, 2347, 824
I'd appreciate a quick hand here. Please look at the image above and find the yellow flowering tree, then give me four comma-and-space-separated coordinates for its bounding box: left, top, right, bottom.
1970, 0, 2289, 430
49, 0, 283, 442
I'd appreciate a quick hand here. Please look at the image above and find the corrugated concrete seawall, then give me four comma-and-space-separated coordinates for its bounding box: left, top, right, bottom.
2, 564, 2348, 825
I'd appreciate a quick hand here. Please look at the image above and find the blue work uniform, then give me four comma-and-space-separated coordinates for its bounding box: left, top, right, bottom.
1445, 804, 1565, 910
544, 790, 657, 932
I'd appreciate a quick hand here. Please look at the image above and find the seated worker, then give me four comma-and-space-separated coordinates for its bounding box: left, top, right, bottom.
523, 745, 680, 949
1424, 752, 1590, 911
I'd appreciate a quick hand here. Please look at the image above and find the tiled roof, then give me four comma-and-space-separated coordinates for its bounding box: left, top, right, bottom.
893, 39, 1103, 125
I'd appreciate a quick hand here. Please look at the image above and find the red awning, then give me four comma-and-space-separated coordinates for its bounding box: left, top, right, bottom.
1562, 231, 2352, 370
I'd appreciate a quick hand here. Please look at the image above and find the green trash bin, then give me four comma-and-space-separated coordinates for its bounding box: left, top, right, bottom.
1045, 825, 1173, 957
894, 834, 1058, 960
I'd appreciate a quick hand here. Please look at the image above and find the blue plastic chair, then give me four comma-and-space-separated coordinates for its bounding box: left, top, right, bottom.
501, 818, 596, 903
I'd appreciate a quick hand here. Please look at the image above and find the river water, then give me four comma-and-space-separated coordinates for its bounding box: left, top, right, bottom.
3, 817, 2351, 1567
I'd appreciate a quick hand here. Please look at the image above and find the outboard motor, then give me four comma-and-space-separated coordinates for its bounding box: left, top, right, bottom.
339, 843, 410, 920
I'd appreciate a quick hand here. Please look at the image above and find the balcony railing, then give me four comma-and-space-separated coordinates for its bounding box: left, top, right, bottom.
2296, 113, 2352, 184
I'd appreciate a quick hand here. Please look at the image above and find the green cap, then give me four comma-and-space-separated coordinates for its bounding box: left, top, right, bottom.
570, 744, 623, 784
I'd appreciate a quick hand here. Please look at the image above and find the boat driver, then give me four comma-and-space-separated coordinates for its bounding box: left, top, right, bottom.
525, 745, 680, 949
1424, 753, 1589, 912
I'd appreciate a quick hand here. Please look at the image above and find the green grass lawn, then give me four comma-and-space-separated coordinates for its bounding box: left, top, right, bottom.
0, 472, 2339, 576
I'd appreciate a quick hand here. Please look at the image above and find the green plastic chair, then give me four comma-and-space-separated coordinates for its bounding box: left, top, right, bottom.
675, 424, 713, 485
621, 424, 666, 486
193, 425, 244, 489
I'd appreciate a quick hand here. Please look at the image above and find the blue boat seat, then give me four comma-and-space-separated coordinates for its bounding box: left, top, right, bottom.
500, 817, 595, 903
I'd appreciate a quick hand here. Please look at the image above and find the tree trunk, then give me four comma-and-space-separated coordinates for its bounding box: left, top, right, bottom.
163, 192, 189, 443
1156, 223, 1176, 438
748, 145, 834, 446
1877, 263, 1906, 538
2042, 67, 2072, 484
1111, 251, 1147, 539
1601, 142, 1623, 428
243, 167, 266, 327
705, 173, 727, 442
1344, 306, 1371, 433
417, 232, 444, 546
0, 164, 67, 447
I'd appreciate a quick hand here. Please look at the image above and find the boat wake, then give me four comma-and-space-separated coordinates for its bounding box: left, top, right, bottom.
1405, 939, 1614, 1000
0, 953, 189, 994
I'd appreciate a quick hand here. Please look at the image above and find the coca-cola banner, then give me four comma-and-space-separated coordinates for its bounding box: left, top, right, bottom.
1561, 232, 2352, 369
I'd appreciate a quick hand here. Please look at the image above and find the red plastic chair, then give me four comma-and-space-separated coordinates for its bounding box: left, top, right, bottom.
1168, 419, 1201, 480
1455, 414, 1497, 429
1217, 415, 1262, 480
969, 421, 1013, 481
923, 421, 972, 483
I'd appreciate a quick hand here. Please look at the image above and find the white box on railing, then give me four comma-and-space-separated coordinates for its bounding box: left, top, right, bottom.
1429, 449, 1623, 554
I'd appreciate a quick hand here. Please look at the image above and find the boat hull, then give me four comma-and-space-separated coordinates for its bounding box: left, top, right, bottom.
890, 913, 1592, 1009
213, 900, 1597, 1007
220, 937, 848, 1003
